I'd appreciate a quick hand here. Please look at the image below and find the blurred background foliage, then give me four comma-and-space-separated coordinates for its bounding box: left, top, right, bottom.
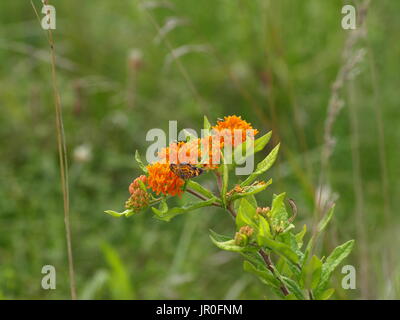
0, 0, 399, 299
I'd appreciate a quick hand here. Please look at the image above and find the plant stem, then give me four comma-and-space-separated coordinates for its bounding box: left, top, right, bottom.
259, 249, 289, 297
31, 0, 77, 300
186, 188, 221, 207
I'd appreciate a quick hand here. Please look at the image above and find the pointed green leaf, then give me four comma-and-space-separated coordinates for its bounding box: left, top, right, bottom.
204, 115, 212, 131
304, 205, 336, 264
257, 216, 272, 245
301, 255, 322, 290
233, 131, 272, 165
258, 237, 299, 265
270, 192, 287, 220
240, 251, 267, 270
281, 276, 305, 300
152, 198, 217, 222
315, 240, 355, 295
317, 205, 335, 233
135, 150, 148, 173
209, 229, 231, 242
317, 288, 335, 300
104, 209, 134, 218
187, 180, 216, 200
241, 143, 280, 187
236, 198, 257, 230
228, 179, 272, 202
234, 194, 257, 213
210, 236, 257, 253
243, 260, 281, 289
295, 225, 307, 249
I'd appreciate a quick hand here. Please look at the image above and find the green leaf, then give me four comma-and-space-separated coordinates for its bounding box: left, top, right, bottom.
209, 235, 257, 253
304, 205, 336, 265
279, 232, 303, 257
315, 240, 355, 295
152, 198, 217, 222
317, 205, 335, 233
270, 192, 287, 220
258, 237, 299, 265
317, 288, 335, 300
234, 194, 257, 213
258, 216, 272, 242
243, 260, 281, 289
135, 150, 148, 173
104, 209, 134, 218
276, 257, 293, 277
301, 255, 322, 290
228, 179, 272, 202
253, 131, 273, 153
241, 143, 280, 187
203, 115, 212, 131
209, 229, 231, 242
295, 225, 307, 249
233, 131, 272, 164
153, 197, 168, 215
281, 276, 305, 300
284, 293, 298, 300
236, 198, 257, 230
186, 180, 216, 200
240, 251, 267, 270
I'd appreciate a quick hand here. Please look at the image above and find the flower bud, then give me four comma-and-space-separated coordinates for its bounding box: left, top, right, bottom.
234, 232, 248, 246
239, 225, 254, 237
256, 206, 270, 217
234, 225, 254, 246
126, 175, 150, 212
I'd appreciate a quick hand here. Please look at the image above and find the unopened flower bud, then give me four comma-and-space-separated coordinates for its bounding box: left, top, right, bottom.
234, 225, 254, 246
239, 225, 254, 237
256, 206, 270, 217
234, 232, 248, 246
126, 175, 150, 212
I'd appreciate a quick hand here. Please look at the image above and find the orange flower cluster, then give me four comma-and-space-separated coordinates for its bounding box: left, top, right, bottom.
158, 136, 221, 169
135, 115, 258, 198
213, 115, 259, 147
146, 162, 185, 197
125, 175, 150, 212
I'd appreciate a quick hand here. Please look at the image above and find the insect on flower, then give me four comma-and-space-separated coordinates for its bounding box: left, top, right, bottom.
169, 163, 204, 180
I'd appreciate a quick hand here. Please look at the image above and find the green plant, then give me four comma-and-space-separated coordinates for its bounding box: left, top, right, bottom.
105, 115, 354, 300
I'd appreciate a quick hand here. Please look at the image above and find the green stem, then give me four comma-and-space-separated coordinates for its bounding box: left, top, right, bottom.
186, 188, 221, 207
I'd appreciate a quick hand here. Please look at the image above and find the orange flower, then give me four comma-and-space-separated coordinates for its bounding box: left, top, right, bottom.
158, 141, 186, 164
158, 139, 219, 169
146, 162, 185, 196
213, 115, 259, 146
197, 136, 221, 169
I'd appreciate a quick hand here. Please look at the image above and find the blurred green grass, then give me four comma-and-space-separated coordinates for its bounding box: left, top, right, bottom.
0, 0, 399, 299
